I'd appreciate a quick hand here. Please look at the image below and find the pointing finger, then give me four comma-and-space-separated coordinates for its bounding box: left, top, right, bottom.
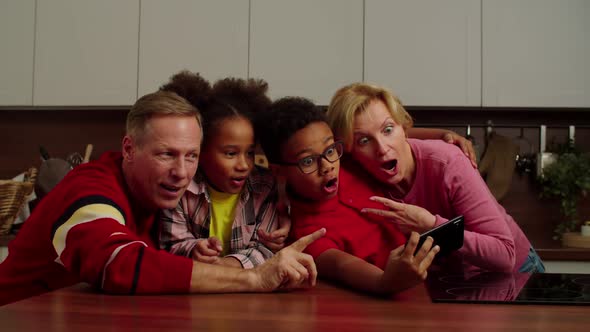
361, 207, 396, 218
289, 228, 326, 252
369, 196, 403, 210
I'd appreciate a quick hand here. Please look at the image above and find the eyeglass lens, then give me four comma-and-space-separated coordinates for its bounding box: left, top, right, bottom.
298, 142, 343, 173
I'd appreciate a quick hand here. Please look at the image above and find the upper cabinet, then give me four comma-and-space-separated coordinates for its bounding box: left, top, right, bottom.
249, 0, 363, 105
33, 0, 139, 106
138, 0, 249, 96
0, 0, 35, 105
365, 0, 481, 106
2, 1, 589, 108
483, 0, 590, 107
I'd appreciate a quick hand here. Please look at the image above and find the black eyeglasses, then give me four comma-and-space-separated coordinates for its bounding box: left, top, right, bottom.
279, 141, 344, 174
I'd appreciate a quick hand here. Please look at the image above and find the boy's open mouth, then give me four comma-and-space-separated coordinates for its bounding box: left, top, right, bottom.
324, 178, 338, 189
381, 159, 398, 171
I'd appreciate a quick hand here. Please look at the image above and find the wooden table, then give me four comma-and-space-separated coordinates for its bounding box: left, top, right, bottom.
0, 281, 588, 331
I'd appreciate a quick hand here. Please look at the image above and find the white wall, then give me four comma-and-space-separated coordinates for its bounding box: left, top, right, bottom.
483, 0, 590, 107
138, 0, 249, 96
33, 0, 139, 105
0, 0, 35, 105
365, 0, 481, 106
249, 0, 363, 105
0, 0, 589, 107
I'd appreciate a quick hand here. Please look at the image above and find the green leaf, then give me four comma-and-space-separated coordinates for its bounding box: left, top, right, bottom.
537, 143, 590, 239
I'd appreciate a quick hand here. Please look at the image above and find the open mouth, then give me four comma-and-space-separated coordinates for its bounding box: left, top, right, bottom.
230, 177, 247, 187
161, 184, 181, 193
322, 177, 338, 195
325, 178, 338, 189
160, 183, 183, 198
381, 159, 398, 171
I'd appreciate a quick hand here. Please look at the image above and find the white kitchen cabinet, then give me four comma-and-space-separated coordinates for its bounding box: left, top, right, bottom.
0, 0, 35, 105
365, 0, 481, 107
33, 0, 139, 105
249, 0, 363, 105
483, 0, 590, 107
138, 0, 249, 96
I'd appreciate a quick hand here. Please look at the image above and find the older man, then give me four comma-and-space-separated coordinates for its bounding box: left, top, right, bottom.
0, 91, 323, 306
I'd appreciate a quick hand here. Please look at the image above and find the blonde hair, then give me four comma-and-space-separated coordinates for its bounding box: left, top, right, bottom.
126, 90, 202, 145
326, 83, 413, 151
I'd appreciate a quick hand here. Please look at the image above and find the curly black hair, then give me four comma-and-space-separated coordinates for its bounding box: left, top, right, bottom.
212, 77, 271, 117
160, 70, 271, 144
159, 70, 211, 112
254, 97, 327, 165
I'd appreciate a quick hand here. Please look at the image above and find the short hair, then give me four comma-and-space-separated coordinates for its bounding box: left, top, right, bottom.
161, 71, 270, 145
326, 83, 413, 151
255, 97, 327, 164
126, 90, 201, 145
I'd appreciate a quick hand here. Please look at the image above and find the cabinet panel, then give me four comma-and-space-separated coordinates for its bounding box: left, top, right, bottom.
34, 0, 139, 105
365, 0, 481, 106
138, 0, 249, 96
483, 0, 590, 107
250, 0, 363, 105
0, 0, 35, 105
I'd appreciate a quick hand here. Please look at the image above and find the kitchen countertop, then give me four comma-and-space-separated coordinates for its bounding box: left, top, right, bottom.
1, 281, 589, 331
2, 234, 590, 260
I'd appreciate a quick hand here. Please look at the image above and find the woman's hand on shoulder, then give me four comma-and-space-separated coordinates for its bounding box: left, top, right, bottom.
442, 131, 477, 168
406, 127, 477, 168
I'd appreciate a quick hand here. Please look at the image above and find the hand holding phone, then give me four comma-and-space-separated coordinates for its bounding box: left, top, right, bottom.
414, 215, 464, 257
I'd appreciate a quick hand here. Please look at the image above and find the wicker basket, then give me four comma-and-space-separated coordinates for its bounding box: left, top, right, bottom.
0, 167, 37, 235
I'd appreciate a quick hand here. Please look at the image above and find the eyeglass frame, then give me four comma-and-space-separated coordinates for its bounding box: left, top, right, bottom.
277, 141, 344, 174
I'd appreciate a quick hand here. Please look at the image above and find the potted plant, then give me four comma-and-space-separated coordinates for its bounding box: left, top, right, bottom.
538, 141, 590, 240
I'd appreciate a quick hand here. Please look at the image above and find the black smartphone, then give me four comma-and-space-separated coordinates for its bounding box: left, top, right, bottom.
414, 215, 464, 257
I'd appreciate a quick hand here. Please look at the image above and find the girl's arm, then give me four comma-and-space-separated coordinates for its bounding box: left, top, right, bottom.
225, 231, 275, 269
159, 203, 203, 257
224, 172, 283, 268
258, 177, 290, 252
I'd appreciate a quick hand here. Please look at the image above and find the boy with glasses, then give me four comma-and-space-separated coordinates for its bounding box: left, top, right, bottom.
255, 97, 439, 295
